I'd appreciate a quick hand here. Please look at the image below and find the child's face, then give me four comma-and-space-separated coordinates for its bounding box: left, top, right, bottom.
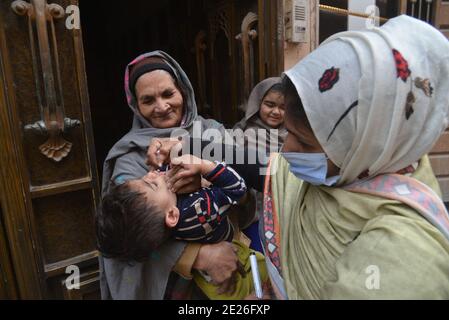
259, 90, 285, 128
129, 171, 177, 212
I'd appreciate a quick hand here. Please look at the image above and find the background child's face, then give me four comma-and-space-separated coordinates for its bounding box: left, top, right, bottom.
259, 90, 285, 129
129, 171, 177, 212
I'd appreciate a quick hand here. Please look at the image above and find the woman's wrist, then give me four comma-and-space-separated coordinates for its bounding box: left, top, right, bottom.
173, 243, 202, 279
192, 244, 208, 271
200, 160, 218, 176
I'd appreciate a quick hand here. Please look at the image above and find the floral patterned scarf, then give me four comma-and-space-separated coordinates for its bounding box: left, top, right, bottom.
284, 15, 449, 186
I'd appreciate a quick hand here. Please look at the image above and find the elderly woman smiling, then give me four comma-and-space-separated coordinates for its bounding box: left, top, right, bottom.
98, 51, 242, 300
134, 67, 184, 128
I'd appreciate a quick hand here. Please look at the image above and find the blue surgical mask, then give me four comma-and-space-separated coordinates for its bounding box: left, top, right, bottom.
281, 152, 340, 186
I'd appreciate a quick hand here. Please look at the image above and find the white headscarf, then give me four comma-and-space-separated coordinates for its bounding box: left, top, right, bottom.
285, 15, 449, 185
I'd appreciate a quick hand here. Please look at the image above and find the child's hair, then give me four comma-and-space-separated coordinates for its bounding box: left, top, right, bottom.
261, 83, 284, 102
95, 182, 171, 262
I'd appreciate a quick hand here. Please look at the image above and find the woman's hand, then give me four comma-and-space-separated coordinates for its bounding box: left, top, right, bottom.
193, 242, 241, 295
146, 137, 183, 168
167, 165, 202, 194
167, 155, 215, 194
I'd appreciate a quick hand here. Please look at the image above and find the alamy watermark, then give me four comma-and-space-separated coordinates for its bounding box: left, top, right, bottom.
365, 265, 380, 290
65, 5, 80, 30
365, 5, 380, 30
165, 121, 282, 175
65, 265, 80, 290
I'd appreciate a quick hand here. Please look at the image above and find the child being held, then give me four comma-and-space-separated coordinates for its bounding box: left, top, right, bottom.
96, 154, 268, 300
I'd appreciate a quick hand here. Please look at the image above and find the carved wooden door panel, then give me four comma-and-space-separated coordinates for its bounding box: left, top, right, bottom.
0, 0, 100, 299
191, 0, 283, 127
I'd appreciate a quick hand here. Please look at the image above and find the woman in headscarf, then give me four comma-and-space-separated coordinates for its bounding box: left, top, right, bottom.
233, 78, 287, 252
148, 15, 449, 299
99, 51, 241, 300
263, 15, 449, 299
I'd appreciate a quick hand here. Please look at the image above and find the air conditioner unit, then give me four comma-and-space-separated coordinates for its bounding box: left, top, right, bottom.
285, 0, 309, 43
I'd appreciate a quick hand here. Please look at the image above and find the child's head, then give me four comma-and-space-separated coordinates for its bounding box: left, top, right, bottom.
259, 83, 285, 129
96, 171, 179, 262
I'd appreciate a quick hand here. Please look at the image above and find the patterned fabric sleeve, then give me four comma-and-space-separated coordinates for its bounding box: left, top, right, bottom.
173, 163, 247, 242
204, 162, 247, 203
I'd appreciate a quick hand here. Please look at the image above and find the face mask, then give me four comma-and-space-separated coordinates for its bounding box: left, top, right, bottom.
281, 152, 340, 186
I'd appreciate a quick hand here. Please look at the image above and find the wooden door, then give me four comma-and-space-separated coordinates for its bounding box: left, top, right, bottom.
0, 0, 100, 299
0, 205, 18, 299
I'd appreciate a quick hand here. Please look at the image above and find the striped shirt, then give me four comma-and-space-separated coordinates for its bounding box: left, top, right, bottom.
173, 162, 247, 243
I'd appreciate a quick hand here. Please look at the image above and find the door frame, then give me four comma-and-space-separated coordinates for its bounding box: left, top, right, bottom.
258, 0, 285, 78
0, 11, 44, 298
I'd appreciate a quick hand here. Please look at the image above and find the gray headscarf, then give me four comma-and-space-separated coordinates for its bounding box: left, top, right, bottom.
234, 77, 287, 151
100, 50, 224, 299
233, 78, 286, 230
